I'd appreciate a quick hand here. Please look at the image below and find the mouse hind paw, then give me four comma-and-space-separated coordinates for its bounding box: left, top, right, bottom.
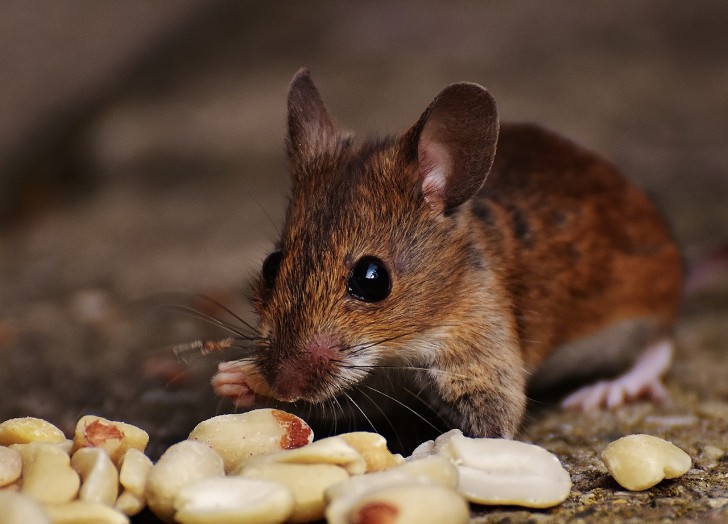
561, 339, 673, 412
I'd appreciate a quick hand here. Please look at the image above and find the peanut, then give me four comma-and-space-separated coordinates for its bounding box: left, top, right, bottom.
114, 490, 146, 517
325, 455, 459, 523
0, 418, 65, 446
433, 430, 572, 508
243, 436, 366, 475
18, 442, 80, 504
602, 434, 692, 491
0, 446, 22, 487
71, 447, 119, 506
342, 482, 469, 524
173, 476, 294, 524
145, 439, 224, 523
43, 501, 129, 524
0, 491, 50, 524
188, 409, 313, 472
339, 432, 404, 472
241, 462, 349, 523
72, 416, 149, 466
114, 448, 153, 516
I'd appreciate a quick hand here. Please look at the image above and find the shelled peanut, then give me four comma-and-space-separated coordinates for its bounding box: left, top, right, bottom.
0, 416, 145, 523
0, 409, 589, 524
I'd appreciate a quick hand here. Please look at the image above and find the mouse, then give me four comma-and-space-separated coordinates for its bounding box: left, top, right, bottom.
210, 68, 683, 440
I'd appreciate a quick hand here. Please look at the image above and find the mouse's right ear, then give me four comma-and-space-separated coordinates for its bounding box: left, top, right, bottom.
286, 68, 337, 169
401, 83, 499, 214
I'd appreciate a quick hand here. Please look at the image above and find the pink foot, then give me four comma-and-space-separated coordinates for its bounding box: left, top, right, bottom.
211, 361, 257, 407
561, 340, 673, 411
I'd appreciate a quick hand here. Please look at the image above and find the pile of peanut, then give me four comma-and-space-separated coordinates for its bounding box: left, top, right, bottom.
0, 409, 576, 523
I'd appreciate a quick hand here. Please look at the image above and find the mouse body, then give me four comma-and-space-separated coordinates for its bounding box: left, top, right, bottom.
212, 69, 682, 439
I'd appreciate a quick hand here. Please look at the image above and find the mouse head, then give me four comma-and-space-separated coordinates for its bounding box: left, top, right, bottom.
250, 68, 499, 403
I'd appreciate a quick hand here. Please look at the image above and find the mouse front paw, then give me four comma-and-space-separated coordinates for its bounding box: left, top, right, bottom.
212, 360, 268, 407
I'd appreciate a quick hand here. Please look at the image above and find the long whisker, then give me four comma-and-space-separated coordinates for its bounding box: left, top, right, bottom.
324, 397, 337, 435
342, 392, 378, 434
162, 303, 256, 340
191, 293, 259, 336
360, 384, 442, 434
401, 386, 450, 426
345, 364, 472, 381
354, 386, 404, 452
346, 330, 418, 355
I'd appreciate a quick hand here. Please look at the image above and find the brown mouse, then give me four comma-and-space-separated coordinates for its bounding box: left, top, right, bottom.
211, 68, 682, 439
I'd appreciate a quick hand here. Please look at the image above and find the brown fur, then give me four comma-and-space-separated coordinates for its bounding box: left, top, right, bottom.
243, 69, 682, 439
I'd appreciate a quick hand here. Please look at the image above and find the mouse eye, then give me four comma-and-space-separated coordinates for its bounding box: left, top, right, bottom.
262, 250, 283, 288
347, 256, 391, 302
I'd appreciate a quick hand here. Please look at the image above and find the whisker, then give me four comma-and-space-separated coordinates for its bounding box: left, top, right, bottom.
342, 392, 378, 434
340, 364, 471, 382
162, 303, 256, 340
346, 330, 418, 354
354, 386, 404, 452
323, 397, 336, 435
191, 293, 260, 336
332, 395, 349, 434
401, 386, 449, 426
360, 384, 441, 434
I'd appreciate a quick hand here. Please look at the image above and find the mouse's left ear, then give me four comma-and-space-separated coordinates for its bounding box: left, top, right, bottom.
401, 83, 499, 213
286, 68, 337, 168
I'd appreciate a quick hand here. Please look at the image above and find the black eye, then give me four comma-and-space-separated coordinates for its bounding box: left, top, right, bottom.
347, 256, 391, 302
262, 250, 283, 288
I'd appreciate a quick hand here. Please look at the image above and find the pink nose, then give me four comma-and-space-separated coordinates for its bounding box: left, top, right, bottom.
270, 333, 342, 402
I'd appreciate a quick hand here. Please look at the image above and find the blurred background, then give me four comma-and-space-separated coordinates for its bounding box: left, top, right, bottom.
1, 0, 727, 461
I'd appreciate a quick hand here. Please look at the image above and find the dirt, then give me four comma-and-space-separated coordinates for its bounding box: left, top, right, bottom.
1, 1, 726, 522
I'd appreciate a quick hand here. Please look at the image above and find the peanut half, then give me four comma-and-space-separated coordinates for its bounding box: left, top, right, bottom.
602, 434, 692, 491
0, 417, 65, 446
173, 476, 294, 524
243, 436, 366, 475
0, 445, 22, 487
432, 430, 572, 508
145, 440, 225, 523
240, 462, 349, 523
188, 409, 313, 472
339, 432, 404, 472
115, 448, 153, 516
0, 491, 50, 524
43, 500, 129, 524
325, 455, 459, 523
72, 416, 149, 467
342, 482, 470, 524
71, 447, 119, 506
114, 490, 146, 517
17, 442, 81, 504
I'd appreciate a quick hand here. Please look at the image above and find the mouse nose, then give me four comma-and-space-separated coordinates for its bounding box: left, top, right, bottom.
270, 333, 342, 402
272, 375, 304, 402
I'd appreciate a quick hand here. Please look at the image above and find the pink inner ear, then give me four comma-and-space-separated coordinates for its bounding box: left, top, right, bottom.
418, 137, 452, 210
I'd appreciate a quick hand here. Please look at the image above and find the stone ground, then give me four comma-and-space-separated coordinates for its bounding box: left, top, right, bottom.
0, 2, 726, 522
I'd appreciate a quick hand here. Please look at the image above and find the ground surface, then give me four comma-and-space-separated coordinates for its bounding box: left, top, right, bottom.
1, 2, 726, 522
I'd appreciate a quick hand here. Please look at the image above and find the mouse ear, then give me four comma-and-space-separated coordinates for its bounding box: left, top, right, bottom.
402, 83, 499, 213
286, 68, 337, 166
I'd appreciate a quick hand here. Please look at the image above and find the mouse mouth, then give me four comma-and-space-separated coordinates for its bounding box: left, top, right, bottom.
269, 372, 345, 404
268, 333, 351, 403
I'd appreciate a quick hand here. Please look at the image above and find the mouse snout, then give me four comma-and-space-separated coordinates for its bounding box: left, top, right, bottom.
270, 333, 343, 402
